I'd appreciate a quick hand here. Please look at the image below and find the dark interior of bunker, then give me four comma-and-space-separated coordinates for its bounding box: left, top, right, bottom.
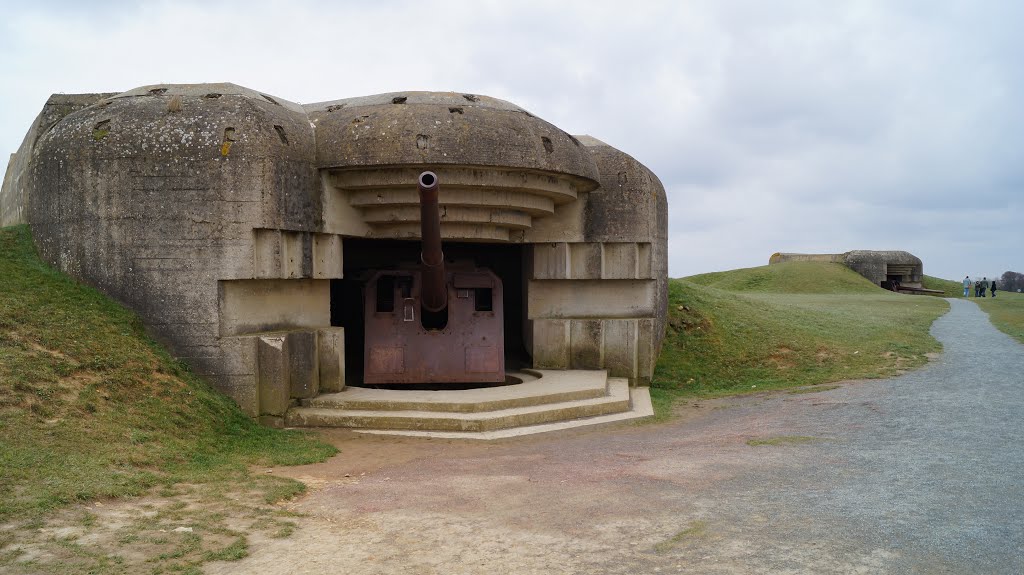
331, 239, 528, 388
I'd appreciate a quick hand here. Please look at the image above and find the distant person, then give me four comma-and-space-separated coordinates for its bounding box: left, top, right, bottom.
963, 276, 971, 297
975, 279, 982, 297
991, 280, 997, 298
980, 277, 989, 297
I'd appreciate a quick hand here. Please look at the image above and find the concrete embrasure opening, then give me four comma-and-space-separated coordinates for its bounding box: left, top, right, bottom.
331, 239, 528, 389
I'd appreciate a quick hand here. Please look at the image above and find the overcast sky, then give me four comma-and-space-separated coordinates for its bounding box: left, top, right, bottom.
1, 0, 1020, 280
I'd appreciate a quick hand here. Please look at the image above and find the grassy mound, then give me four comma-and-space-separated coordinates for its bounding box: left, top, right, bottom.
651, 262, 949, 416
977, 291, 1024, 344
0, 225, 336, 522
685, 261, 881, 294
922, 275, 964, 298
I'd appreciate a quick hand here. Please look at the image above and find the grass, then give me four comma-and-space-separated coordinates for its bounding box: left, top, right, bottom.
651, 261, 949, 417
652, 520, 708, 553
922, 275, 965, 298
976, 290, 1024, 344
0, 225, 337, 573
746, 435, 823, 447
685, 261, 881, 294
788, 384, 841, 394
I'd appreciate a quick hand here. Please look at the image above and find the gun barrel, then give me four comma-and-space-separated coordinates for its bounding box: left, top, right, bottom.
418, 171, 447, 313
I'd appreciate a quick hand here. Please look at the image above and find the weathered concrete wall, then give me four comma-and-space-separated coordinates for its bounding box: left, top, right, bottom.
2, 94, 114, 226
1, 154, 17, 225
526, 241, 661, 384
219, 279, 330, 336
308, 92, 600, 184
522, 136, 669, 383
24, 84, 337, 414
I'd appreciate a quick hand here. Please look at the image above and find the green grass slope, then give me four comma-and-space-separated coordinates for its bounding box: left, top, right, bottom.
922, 275, 964, 298
685, 261, 882, 294
651, 262, 949, 416
0, 225, 336, 521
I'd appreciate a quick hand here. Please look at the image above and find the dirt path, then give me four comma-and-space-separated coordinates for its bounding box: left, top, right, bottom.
207, 299, 1024, 574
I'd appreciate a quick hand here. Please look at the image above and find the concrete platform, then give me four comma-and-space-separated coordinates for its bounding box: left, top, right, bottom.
357, 387, 654, 440
283, 370, 654, 438
301, 370, 609, 412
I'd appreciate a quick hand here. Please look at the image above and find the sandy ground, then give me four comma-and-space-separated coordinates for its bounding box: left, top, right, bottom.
203, 299, 1023, 574
203, 396, 923, 575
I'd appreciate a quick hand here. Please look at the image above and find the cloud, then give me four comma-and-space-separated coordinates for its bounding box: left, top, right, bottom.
1, 0, 1021, 280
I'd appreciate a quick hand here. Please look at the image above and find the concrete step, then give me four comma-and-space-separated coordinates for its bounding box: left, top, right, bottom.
359, 387, 654, 440
285, 377, 633, 433
301, 370, 608, 413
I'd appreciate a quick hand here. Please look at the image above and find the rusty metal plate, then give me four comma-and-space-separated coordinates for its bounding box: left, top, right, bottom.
465, 346, 500, 373
364, 268, 504, 384
368, 346, 405, 375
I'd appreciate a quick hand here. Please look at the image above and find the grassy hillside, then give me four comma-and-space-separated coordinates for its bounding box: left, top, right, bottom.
651, 263, 950, 416
977, 290, 1024, 343
685, 261, 882, 294
0, 225, 336, 573
922, 275, 964, 298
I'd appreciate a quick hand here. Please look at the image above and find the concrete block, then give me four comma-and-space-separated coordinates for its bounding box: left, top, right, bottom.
637, 318, 655, 384
523, 194, 586, 243
570, 319, 603, 369
214, 374, 259, 417
321, 175, 373, 236
531, 242, 569, 279
580, 140, 665, 245
258, 415, 285, 429
569, 243, 602, 279
313, 234, 343, 279
218, 242, 257, 280
216, 336, 258, 375
603, 243, 638, 279
218, 278, 330, 336
637, 243, 652, 279
603, 319, 637, 380
258, 335, 290, 416
287, 330, 319, 399
532, 319, 570, 369
254, 229, 282, 278
318, 327, 346, 392
282, 231, 306, 278
527, 279, 656, 319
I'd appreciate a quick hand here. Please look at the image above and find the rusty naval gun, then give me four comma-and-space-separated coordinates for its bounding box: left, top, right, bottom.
362, 171, 506, 384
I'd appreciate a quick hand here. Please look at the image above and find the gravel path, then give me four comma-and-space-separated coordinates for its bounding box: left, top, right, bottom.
667, 296, 1024, 574
778, 297, 1024, 573
210, 299, 1023, 574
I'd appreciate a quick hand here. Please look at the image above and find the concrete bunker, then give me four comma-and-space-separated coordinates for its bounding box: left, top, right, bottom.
2, 84, 668, 428
770, 250, 927, 292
